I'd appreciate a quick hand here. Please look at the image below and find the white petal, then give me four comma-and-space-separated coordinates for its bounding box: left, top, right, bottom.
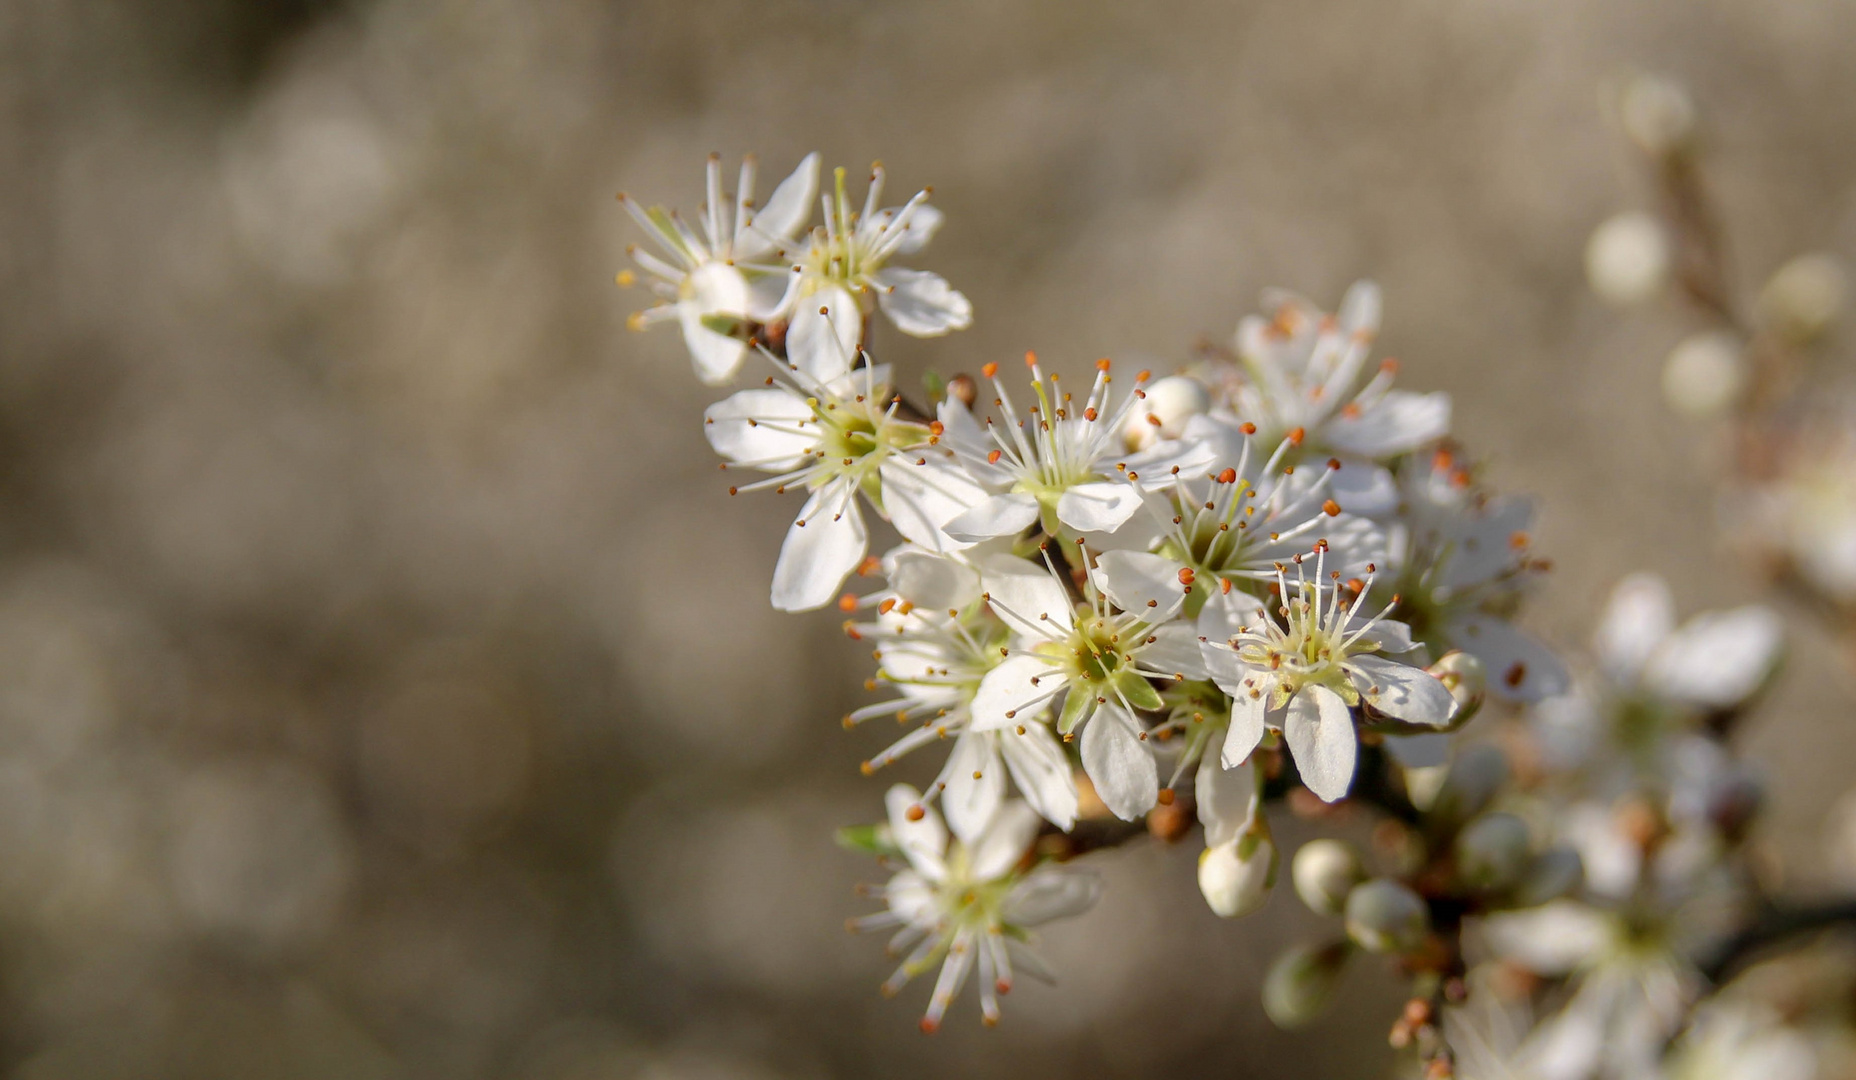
746, 151, 818, 244
1594, 572, 1674, 685
1092, 550, 1189, 614
977, 553, 1075, 637
944, 492, 1040, 543
1283, 685, 1357, 802
1079, 706, 1158, 821
1138, 622, 1210, 681
883, 868, 936, 925
1449, 614, 1569, 702
1222, 688, 1270, 768
886, 548, 981, 611
879, 457, 988, 553
969, 654, 1063, 732
703, 388, 816, 470
678, 310, 750, 386
1196, 587, 1267, 643
1325, 391, 1451, 458
886, 202, 943, 254
1645, 606, 1783, 709
1004, 868, 1101, 927
1439, 499, 1534, 591
935, 398, 1014, 488
968, 799, 1041, 881
770, 482, 867, 612
1339, 280, 1382, 336
1195, 727, 1257, 846
939, 732, 1005, 846
1000, 724, 1078, 831
1349, 654, 1456, 725
872, 267, 972, 336
884, 783, 947, 881
1324, 460, 1400, 518
1347, 614, 1415, 654
1054, 481, 1144, 534
786, 284, 860, 384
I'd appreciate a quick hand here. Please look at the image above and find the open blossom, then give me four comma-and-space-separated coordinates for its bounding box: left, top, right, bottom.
964, 549, 1207, 820
1386, 450, 1569, 702
1137, 414, 1388, 605
939, 354, 1210, 545
854, 786, 1100, 1032
1223, 281, 1451, 513
704, 303, 983, 611
1591, 573, 1782, 712
1199, 552, 1456, 801
762, 164, 971, 339
618, 152, 820, 384
844, 562, 1078, 839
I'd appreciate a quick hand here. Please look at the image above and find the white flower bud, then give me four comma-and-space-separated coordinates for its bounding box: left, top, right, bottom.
1619, 73, 1697, 157
1455, 812, 1533, 892
1343, 878, 1429, 954
1262, 940, 1352, 1029
1759, 253, 1847, 344
1123, 374, 1211, 451
1431, 745, 1510, 826
1513, 847, 1583, 907
1427, 650, 1486, 717
1585, 212, 1671, 307
1291, 838, 1365, 916
1662, 331, 1747, 419
1198, 826, 1278, 918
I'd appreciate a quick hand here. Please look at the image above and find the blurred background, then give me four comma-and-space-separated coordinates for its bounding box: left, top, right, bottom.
4, 0, 1856, 1076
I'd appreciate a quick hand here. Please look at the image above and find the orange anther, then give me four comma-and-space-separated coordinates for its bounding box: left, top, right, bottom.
1178, 568, 1196, 585
1024, 350, 1039, 368
1327, 458, 1342, 470
1240, 422, 1257, 435
906, 804, 926, 821
1380, 357, 1400, 375
1084, 407, 1098, 421
1136, 369, 1151, 382
982, 362, 999, 378
878, 598, 898, 614
1323, 499, 1341, 517
1217, 467, 1237, 484
1288, 427, 1306, 446
1096, 358, 1112, 371
928, 421, 945, 435
838, 593, 858, 612
987, 449, 1002, 464
1510, 531, 1530, 549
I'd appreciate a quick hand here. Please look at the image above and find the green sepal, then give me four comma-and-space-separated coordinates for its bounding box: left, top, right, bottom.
1058, 686, 1092, 735
835, 823, 901, 859
1116, 671, 1164, 713
922, 370, 948, 403
699, 313, 748, 338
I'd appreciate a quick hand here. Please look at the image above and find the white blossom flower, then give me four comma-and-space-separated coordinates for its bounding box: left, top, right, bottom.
963, 549, 1208, 820
704, 303, 984, 611
1591, 573, 1782, 713
1387, 451, 1569, 702
853, 786, 1100, 1032
762, 164, 971, 339
937, 354, 1210, 545
618, 152, 820, 383
1224, 281, 1451, 514
1198, 552, 1456, 802
844, 569, 1079, 839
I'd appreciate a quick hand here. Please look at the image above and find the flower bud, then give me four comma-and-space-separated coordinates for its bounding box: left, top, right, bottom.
1431, 745, 1510, 826
1662, 331, 1747, 419
1198, 826, 1278, 918
1344, 878, 1429, 954
1618, 72, 1697, 157
1427, 650, 1485, 719
1262, 940, 1352, 1029
1759, 253, 1847, 344
1513, 847, 1583, 907
1585, 212, 1670, 307
1455, 812, 1533, 893
1123, 375, 1211, 451
1291, 838, 1365, 916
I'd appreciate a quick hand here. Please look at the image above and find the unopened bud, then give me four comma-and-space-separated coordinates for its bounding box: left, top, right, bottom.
1513, 847, 1583, 907
1427, 651, 1485, 719
1455, 812, 1533, 893
1122, 374, 1211, 451
1431, 745, 1510, 826
1198, 825, 1278, 918
1662, 331, 1746, 419
1262, 940, 1352, 1029
1585, 212, 1670, 308
1758, 253, 1847, 345
1292, 838, 1365, 916
1344, 879, 1429, 954
1618, 72, 1697, 157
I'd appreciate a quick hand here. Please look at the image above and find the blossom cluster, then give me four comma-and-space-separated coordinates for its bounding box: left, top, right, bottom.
618, 140, 1850, 1078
